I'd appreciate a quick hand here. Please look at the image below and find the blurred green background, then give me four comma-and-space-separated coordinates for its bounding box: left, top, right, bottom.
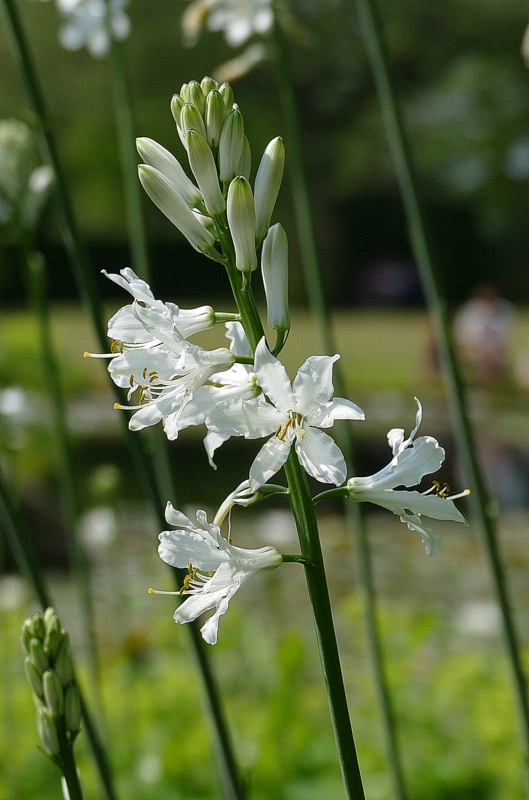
2, 0, 529, 798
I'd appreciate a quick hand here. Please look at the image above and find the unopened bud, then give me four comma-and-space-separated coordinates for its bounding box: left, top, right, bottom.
205, 90, 226, 150
219, 105, 244, 183
201, 75, 219, 96
37, 706, 60, 757
170, 93, 185, 127
29, 613, 45, 641
25, 656, 44, 699
54, 638, 74, 687
219, 82, 234, 111
43, 619, 62, 660
254, 137, 285, 241
21, 619, 33, 652
179, 102, 207, 142
29, 638, 49, 676
237, 136, 252, 180
186, 129, 225, 216
227, 177, 257, 272
64, 685, 82, 734
43, 669, 64, 716
186, 80, 205, 115
136, 137, 202, 208
139, 165, 216, 253
261, 223, 290, 331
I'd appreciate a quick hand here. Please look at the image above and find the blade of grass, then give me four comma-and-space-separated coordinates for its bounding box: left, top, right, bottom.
270, 10, 408, 798
354, 0, 529, 789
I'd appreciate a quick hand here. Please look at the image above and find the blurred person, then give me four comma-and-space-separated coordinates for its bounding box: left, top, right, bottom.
453, 283, 514, 382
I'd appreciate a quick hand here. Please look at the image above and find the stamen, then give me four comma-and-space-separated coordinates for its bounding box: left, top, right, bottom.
148, 587, 179, 595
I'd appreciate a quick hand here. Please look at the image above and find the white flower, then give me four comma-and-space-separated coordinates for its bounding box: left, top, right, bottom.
57, 0, 130, 58
182, 0, 273, 48
207, 337, 364, 490
152, 502, 282, 644
347, 400, 468, 556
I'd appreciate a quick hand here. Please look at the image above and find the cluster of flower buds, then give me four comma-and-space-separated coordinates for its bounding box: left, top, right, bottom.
21, 608, 81, 758
137, 77, 290, 333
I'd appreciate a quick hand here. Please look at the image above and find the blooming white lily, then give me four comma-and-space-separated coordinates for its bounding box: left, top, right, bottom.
152, 502, 282, 644
207, 337, 365, 490
182, 0, 273, 48
347, 400, 468, 556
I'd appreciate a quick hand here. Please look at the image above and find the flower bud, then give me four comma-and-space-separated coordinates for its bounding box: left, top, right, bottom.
201, 75, 219, 96
43, 618, 62, 660
254, 137, 285, 241
43, 669, 64, 716
54, 638, 74, 687
170, 93, 185, 127
21, 619, 33, 652
186, 80, 205, 115
25, 656, 44, 699
261, 223, 290, 331
219, 105, 244, 183
37, 706, 60, 757
29, 613, 45, 641
64, 685, 82, 734
186, 129, 225, 216
179, 82, 189, 100
179, 102, 207, 142
136, 137, 202, 208
29, 638, 49, 676
205, 90, 226, 150
219, 82, 234, 111
227, 177, 257, 272
237, 136, 252, 180
139, 165, 216, 253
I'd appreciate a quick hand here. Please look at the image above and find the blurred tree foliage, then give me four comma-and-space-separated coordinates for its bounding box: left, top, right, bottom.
1, 0, 529, 305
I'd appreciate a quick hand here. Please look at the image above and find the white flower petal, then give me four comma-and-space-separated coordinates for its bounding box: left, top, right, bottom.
400, 513, 442, 557
310, 397, 365, 428
204, 430, 230, 468
352, 436, 446, 492
253, 338, 293, 412
292, 354, 339, 416
207, 395, 282, 439
158, 529, 228, 571
355, 489, 466, 524
296, 427, 347, 486
249, 436, 291, 490
164, 502, 194, 529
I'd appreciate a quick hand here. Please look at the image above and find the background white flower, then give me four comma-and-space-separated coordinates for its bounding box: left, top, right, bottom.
207, 337, 364, 490
154, 503, 282, 644
182, 0, 273, 48
57, 0, 130, 57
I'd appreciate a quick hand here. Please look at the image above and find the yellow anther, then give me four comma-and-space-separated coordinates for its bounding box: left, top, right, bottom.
432, 480, 441, 493
83, 351, 90, 358
142, 367, 148, 379
147, 587, 154, 594
129, 374, 134, 388
113, 402, 120, 410
149, 370, 157, 376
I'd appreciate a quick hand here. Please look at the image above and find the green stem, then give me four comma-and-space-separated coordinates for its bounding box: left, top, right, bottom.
0, 468, 117, 800
24, 247, 101, 712
283, 451, 365, 799
57, 723, 84, 800
271, 10, 407, 799
355, 0, 529, 786
281, 554, 313, 566
2, 3, 246, 796
107, 31, 150, 282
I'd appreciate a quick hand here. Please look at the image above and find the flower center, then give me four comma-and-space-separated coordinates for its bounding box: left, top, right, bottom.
275, 411, 304, 442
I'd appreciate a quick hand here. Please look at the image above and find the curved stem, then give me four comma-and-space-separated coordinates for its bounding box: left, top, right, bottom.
355, 0, 529, 788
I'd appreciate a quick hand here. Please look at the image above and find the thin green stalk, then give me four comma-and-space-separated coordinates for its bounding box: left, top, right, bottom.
0, 468, 117, 800
355, 0, 529, 784
218, 248, 365, 799
24, 248, 100, 709
1, 3, 246, 796
57, 724, 84, 800
270, 12, 407, 799
107, 32, 150, 281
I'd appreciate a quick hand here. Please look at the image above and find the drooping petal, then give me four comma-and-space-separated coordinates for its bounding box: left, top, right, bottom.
292, 354, 339, 416
173, 589, 226, 625
128, 403, 164, 432
199, 591, 234, 645
158, 529, 228, 571
204, 430, 230, 468
253, 338, 293, 413
249, 436, 291, 490
207, 395, 282, 439
296, 426, 347, 486
354, 489, 467, 525
309, 397, 365, 428
400, 512, 442, 557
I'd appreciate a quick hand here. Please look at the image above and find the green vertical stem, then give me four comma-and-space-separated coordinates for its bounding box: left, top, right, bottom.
1, 2, 246, 797
57, 723, 84, 800
107, 31, 150, 282
270, 11, 407, 799
284, 451, 365, 800
24, 248, 101, 710
0, 468, 117, 800
355, 0, 529, 785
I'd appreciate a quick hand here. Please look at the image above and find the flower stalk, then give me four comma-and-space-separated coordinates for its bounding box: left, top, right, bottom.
354, 0, 529, 784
